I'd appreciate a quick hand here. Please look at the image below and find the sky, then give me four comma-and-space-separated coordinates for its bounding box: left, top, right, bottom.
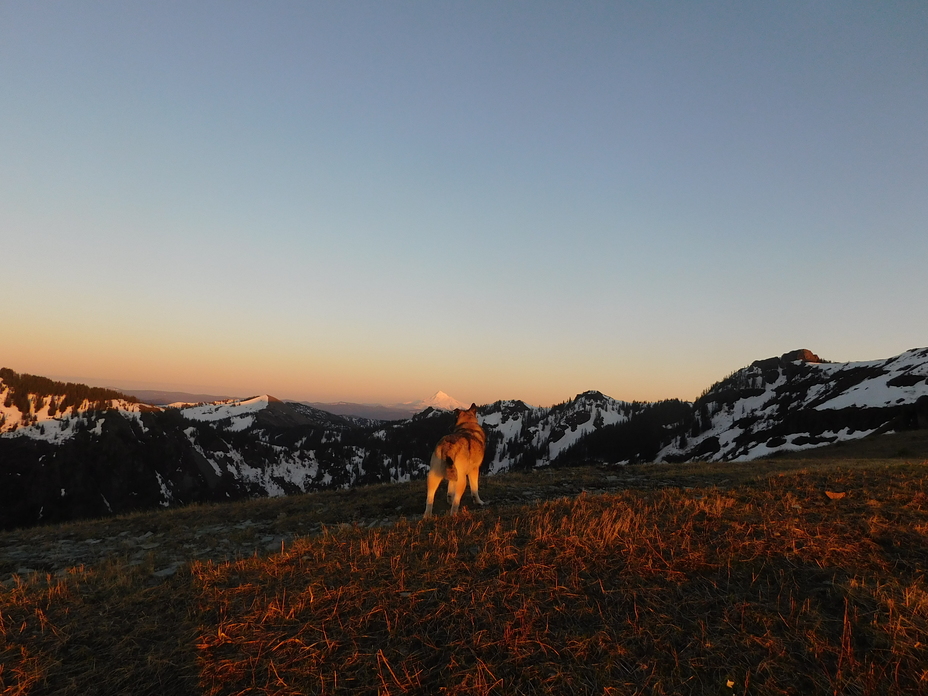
1, 1, 926, 407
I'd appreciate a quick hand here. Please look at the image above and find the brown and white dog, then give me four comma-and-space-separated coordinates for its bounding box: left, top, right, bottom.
423, 403, 487, 517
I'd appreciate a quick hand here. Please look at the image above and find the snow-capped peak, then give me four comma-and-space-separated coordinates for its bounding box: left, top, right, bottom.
428, 390, 468, 409
407, 391, 469, 412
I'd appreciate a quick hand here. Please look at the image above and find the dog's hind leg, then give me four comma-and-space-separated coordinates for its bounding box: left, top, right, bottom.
449, 479, 466, 515
446, 478, 457, 505
467, 471, 486, 506
424, 469, 443, 518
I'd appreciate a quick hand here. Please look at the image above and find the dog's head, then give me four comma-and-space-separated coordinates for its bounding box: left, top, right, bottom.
453, 403, 479, 427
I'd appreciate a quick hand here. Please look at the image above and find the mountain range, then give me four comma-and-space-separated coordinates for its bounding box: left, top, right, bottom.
116, 389, 467, 421
300, 390, 469, 421
2, 347, 927, 529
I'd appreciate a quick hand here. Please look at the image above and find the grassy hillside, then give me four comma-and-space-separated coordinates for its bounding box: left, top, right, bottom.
2, 449, 928, 695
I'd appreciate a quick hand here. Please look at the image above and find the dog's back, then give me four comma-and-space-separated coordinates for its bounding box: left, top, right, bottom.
432, 409, 485, 481
424, 404, 487, 517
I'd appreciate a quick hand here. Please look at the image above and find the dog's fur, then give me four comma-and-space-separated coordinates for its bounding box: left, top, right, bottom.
423, 404, 486, 517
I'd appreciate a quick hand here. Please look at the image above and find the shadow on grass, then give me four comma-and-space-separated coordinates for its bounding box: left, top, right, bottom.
0, 564, 202, 696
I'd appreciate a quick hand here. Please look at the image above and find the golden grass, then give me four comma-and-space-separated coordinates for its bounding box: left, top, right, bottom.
3, 459, 928, 695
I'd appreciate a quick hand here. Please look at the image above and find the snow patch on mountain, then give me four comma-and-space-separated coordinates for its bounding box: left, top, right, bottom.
0, 384, 150, 443
658, 347, 928, 463
812, 351, 928, 410
182, 424, 324, 498
478, 392, 637, 473
543, 394, 631, 461
179, 395, 272, 432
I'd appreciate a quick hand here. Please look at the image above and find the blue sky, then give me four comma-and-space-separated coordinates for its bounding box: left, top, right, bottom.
2, 1, 926, 406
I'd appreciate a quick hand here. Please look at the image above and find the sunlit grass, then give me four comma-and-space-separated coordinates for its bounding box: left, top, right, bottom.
2, 458, 928, 694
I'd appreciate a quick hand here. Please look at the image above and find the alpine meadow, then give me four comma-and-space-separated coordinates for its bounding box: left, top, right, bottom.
3, 3, 928, 694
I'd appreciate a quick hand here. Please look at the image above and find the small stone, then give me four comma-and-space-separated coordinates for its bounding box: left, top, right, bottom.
152, 563, 181, 578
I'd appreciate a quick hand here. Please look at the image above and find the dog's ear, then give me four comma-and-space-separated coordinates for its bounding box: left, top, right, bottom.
469, 403, 477, 412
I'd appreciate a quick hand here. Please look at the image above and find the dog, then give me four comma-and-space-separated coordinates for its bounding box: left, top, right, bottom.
423, 403, 487, 517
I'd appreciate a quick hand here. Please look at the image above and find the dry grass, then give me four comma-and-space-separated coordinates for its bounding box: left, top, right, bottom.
3, 458, 928, 695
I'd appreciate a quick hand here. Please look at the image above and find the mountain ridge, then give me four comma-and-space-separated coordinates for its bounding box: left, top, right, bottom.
118, 389, 240, 406
2, 347, 927, 529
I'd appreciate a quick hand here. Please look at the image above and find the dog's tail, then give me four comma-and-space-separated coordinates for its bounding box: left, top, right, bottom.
431, 445, 457, 482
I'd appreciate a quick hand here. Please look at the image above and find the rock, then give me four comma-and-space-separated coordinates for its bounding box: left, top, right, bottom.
152, 563, 183, 578
782, 349, 823, 364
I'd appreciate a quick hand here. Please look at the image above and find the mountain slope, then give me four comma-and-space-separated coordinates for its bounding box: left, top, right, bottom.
2, 347, 928, 529
0, 372, 648, 528
658, 348, 928, 462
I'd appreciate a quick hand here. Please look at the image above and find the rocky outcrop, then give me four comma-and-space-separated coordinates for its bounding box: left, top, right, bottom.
782, 348, 824, 364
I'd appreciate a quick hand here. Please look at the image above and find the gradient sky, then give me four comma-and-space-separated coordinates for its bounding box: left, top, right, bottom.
2, 1, 926, 406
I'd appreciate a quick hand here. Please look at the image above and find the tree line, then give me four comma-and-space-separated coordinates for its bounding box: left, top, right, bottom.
0, 368, 138, 416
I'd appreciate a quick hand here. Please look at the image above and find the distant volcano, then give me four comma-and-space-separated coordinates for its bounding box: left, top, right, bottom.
404, 391, 468, 412
298, 391, 469, 421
